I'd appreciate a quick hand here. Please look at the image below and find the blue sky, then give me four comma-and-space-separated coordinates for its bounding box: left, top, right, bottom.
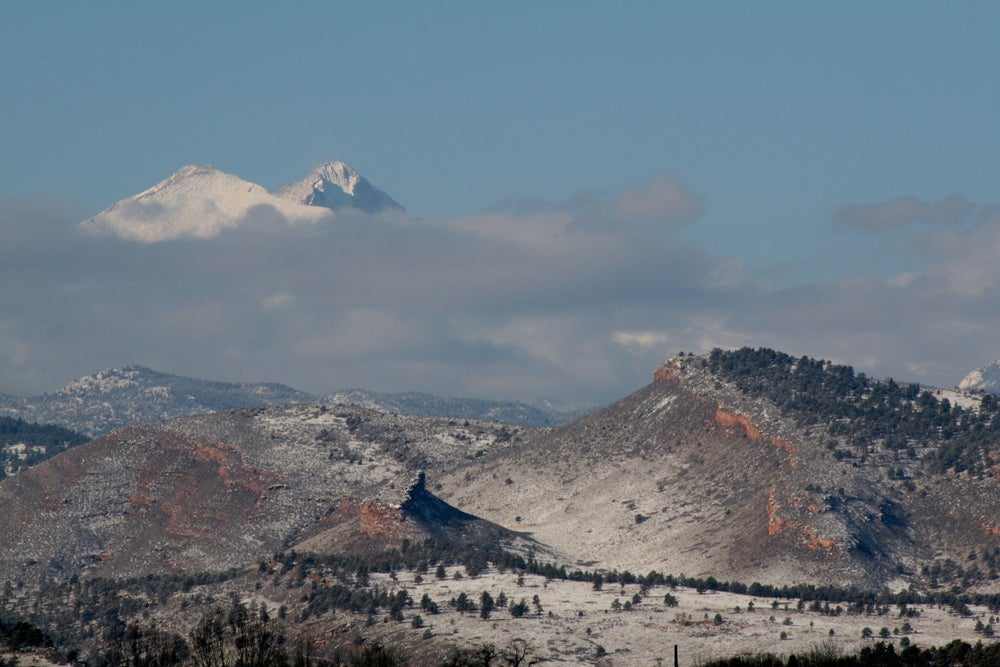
2, 3, 1000, 401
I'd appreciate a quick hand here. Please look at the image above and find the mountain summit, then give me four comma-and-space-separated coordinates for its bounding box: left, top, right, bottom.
80, 161, 401, 242
273, 161, 404, 214
80, 164, 332, 242
0, 365, 314, 437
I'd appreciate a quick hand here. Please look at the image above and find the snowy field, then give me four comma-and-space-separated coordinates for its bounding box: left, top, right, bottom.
364, 567, 997, 666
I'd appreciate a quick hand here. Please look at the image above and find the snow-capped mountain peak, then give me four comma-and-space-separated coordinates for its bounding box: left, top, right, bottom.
273, 161, 404, 214
79, 160, 402, 243
314, 161, 361, 195
81, 164, 333, 242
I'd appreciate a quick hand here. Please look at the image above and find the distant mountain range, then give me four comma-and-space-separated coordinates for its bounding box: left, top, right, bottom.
0, 366, 585, 437
80, 161, 403, 242
323, 388, 590, 428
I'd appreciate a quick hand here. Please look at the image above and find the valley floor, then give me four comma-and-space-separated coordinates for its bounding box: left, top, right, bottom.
355, 567, 998, 666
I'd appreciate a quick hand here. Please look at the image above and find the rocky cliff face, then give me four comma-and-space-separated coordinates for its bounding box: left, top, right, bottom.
359, 473, 421, 539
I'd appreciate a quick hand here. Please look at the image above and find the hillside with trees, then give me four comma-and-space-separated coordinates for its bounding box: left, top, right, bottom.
707, 347, 1000, 475
0, 416, 88, 477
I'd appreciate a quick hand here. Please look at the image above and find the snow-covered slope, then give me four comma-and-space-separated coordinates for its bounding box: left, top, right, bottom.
273, 161, 403, 214
959, 360, 1000, 394
80, 164, 334, 242
80, 161, 402, 242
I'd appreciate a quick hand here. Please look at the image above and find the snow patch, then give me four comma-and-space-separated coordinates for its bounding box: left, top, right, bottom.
653, 395, 676, 412
930, 387, 981, 411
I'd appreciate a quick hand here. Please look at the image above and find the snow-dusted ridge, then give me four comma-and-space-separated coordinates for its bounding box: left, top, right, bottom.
0, 365, 580, 437
0, 365, 314, 437
80, 161, 401, 243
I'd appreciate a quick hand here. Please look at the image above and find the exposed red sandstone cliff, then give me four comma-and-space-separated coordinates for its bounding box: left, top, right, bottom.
653, 363, 683, 384
359, 500, 405, 539
715, 408, 763, 441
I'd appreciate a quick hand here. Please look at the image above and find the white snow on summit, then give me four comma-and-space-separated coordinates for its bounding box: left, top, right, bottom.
273, 161, 404, 214
959, 361, 1000, 394
80, 161, 403, 243
81, 164, 334, 242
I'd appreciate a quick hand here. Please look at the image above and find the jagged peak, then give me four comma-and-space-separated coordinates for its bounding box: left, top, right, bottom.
310, 161, 360, 193
274, 161, 404, 214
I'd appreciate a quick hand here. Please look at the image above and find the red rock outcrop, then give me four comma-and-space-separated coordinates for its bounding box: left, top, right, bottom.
654, 364, 683, 384
358, 472, 426, 539
359, 500, 405, 539
715, 408, 763, 441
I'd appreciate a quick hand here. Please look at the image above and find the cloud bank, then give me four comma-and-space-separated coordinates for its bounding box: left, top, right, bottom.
2, 182, 999, 404
833, 194, 974, 230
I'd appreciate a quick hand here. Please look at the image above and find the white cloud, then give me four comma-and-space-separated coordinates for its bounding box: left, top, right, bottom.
613, 330, 669, 350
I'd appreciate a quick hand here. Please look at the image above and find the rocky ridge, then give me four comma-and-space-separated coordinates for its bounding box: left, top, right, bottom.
0, 365, 313, 437
437, 353, 1000, 589
0, 366, 577, 440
